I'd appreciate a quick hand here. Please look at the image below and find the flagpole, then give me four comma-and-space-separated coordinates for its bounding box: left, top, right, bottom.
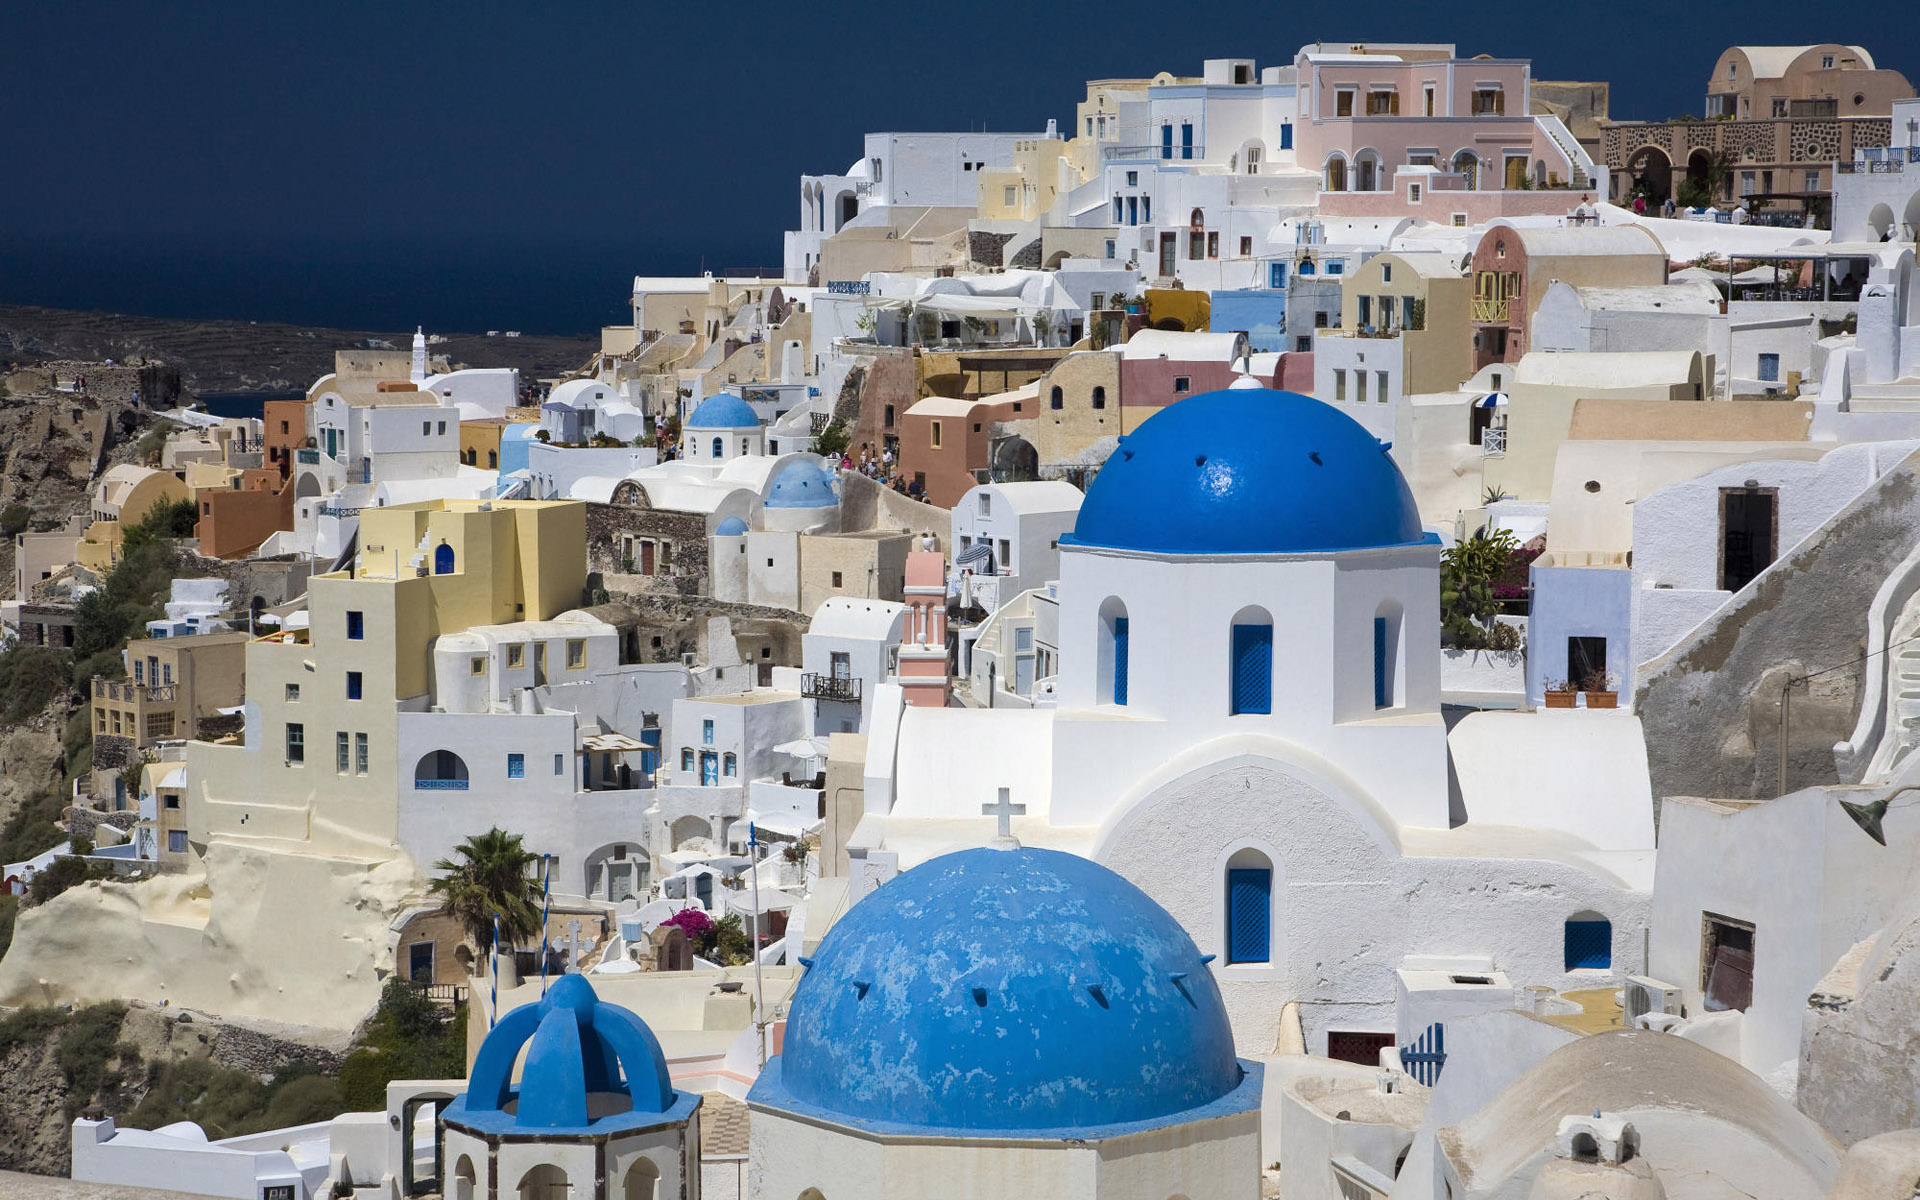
489, 912, 500, 1029
538, 854, 553, 996
749, 822, 767, 1068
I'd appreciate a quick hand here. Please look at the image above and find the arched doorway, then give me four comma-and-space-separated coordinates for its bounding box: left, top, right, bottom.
623, 1158, 661, 1200
989, 436, 1039, 484
399, 1094, 454, 1195
518, 1164, 570, 1200
434, 542, 456, 574
1684, 148, 1716, 206
1324, 154, 1347, 192
414, 750, 470, 790
1451, 150, 1479, 190
1625, 146, 1673, 204
1355, 150, 1382, 192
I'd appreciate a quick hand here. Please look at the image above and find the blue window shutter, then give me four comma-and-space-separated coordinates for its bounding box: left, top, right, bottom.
1112, 617, 1130, 706
1374, 617, 1389, 708
1227, 868, 1271, 963
1280, 123, 1293, 150
1161, 125, 1173, 159
1231, 624, 1272, 715
1564, 920, 1613, 970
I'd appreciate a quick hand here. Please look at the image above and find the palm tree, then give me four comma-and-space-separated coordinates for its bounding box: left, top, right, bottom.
427, 828, 544, 972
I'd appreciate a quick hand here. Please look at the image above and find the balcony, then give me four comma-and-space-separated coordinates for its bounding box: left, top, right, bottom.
413, 779, 470, 791
1471, 299, 1509, 323
1481, 426, 1508, 457
801, 673, 861, 703
93, 678, 177, 704
1104, 143, 1205, 162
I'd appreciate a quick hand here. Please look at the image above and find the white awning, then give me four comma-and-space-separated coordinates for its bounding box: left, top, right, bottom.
772, 737, 831, 760
744, 811, 823, 839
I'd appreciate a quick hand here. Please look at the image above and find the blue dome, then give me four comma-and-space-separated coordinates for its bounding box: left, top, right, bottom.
686, 393, 760, 429
715, 515, 750, 536
444, 975, 688, 1135
753, 847, 1248, 1137
1065, 387, 1431, 555
766, 460, 839, 509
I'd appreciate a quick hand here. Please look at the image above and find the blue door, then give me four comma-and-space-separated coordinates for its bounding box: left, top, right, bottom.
434, 543, 455, 575
1181, 122, 1194, 160
1226, 868, 1271, 963
1112, 617, 1130, 706
700, 752, 719, 786
1231, 624, 1272, 715
1160, 124, 1173, 159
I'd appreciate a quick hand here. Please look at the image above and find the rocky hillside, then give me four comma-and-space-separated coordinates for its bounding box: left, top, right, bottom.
0, 304, 598, 394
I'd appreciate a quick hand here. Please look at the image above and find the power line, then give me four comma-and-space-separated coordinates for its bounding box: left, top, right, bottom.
1792, 631, 1920, 686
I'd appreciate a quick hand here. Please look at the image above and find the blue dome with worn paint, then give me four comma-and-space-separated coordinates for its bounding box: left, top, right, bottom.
757, 847, 1245, 1135
766, 460, 839, 509
686, 393, 760, 429
444, 974, 682, 1135
1065, 387, 1431, 555
715, 515, 750, 536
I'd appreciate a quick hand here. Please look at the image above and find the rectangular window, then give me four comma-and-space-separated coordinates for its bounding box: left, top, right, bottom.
346, 611, 364, 640
285, 682, 301, 702
286, 723, 305, 763
1239, 236, 1252, 256
1701, 913, 1755, 1012
1424, 84, 1435, 116
1335, 89, 1355, 118
1174, 376, 1191, 393
507, 644, 524, 668
346, 671, 362, 700
337, 732, 350, 774
1374, 617, 1391, 707
702, 719, 714, 745
472, 655, 488, 676
566, 639, 585, 669
1334, 370, 1347, 401
832, 571, 844, 588
1112, 616, 1129, 705
1358, 295, 1372, 327
508, 753, 525, 779
555, 753, 565, 775
422, 421, 431, 436
1230, 623, 1273, 715
930, 420, 943, 449
1366, 89, 1399, 116
1226, 867, 1272, 963
1356, 372, 1369, 403
355, 732, 368, 775
1758, 353, 1781, 382
1377, 371, 1389, 402
1207, 231, 1219, 258
1003, 186, 1016, 206
437, 421, 446, 435
681, 747, 694, 770
168, 830, 188, 853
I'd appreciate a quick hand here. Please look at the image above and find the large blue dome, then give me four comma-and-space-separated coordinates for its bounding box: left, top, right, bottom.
686, 393, 760, 429
445, 974, 691, 1135
766, 460, 838, 509
753, 847, 1249, 1137
1064, 387, 1431, 555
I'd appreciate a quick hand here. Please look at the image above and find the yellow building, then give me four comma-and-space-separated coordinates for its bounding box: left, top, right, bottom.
77, 465, 192, 572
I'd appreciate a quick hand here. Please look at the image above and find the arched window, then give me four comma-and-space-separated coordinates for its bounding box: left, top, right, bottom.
1325, 154, 1348, 192
1374, 600, 1404, 709
518, 1164, 570, 1200
1225, 847, 1272, 964
723, 752, 737, 777
1564, 913, 1612, 970
488, 450, 498, 469
452, 1157, 477, 1200
1230, 606, 1273, 715
1098, 597, 1129, 706
1050, 385, 1064, 411
711, 436, 724, 458
414, 750, 469, 789
1091, 386, 1106, 410
434, 543, 456, 575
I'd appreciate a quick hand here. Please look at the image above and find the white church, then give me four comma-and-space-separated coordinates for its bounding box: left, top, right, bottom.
850, 383, 1660, 1053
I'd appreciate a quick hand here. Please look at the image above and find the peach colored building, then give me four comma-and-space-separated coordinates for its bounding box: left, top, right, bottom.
1468, 224, 1667, 369
898, 550, 949, 708
195, 468, 295, 559
898, 392, 1032, 508
263, 398, 309, 483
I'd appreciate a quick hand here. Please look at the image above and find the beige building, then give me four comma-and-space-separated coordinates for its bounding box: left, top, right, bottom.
13, 516, 87, 599
977, 136, 1076, 222
1483, 350, 1710, 500
1001, 350, 1125, 476
1469, 224, 1668, 369
1332, 251, 1474, 394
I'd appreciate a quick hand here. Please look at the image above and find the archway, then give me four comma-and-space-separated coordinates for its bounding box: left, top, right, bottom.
451, 1156, 477, 1200
518, 1164, 570, 1200
1451, 150, 1479, 190
834, 191, 856, 232
434, 542, 456, 574
399, 1094, 454, 1195
1324, 154, 1347, 193
1625, 146, 1673, 203
623, 1157, 660, 1200
670, 815, 712, 849
1684, 148, 1716, 206
1868, 202, 1898, 242
295, 473, 322, 500
1354, 149, 1383, 192
990, 436, 1039, 484
1098, 595, 1130, 707
1904, 191, 1920, 245
414, 750, 470, 789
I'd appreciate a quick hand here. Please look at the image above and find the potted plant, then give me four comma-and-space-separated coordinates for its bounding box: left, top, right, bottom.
1543, 678, 1577, 709
1582, 670, 1621, 709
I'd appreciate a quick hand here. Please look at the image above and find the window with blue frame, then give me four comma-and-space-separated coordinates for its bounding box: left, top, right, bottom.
1564, 915, 1612, 970
1328, 260, 1344, 274
507, 753, 525, 779
1758, 353, 1780, 382
346, 610, 364, 640
346, 671, 362, 701
1269, 261, 1287, 289
1230, 618, 1273, 715
1279, 123, 1293, 150
711, 436, 723, 457
1160, 124, 1173, 159
680, 748, 693, 771
1112, 615, 1130, 705
1181, 122, 1194, 160
724, 752, 737, 777
1127, 195, 1138, 226
702, 719, 714, 745
1226, 857, 1272, 964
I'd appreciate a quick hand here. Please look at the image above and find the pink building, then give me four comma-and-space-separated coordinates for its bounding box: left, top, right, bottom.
1293, 44, 1597, 220
898, 550, 950, 708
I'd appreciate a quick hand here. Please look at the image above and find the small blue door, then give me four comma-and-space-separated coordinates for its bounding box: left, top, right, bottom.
1227, 868, 1271, 963
434, 543, 455, 575
700, 751, 719, 786
1181, 122, 1194, 160
1160, 124, 1173, 160
1112, 617, 1130, 706
1231, 624, 1272, 715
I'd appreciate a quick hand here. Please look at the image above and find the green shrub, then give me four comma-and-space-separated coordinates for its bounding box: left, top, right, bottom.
0, 504, 33, 537
260, 1073, 347, 1128
0, 894, 18, 961
0, 1004, 65, 1056
63, 707, 93, 780
27, 854, 100, 906
0, 644, 74, 724
56, 1003, 137, 1114
338, 979, 466, 1109
130, 1058, 267, 1139
0, 791, 66, 865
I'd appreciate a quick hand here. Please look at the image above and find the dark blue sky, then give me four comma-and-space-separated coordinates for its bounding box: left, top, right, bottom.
2, 2, 1909, 333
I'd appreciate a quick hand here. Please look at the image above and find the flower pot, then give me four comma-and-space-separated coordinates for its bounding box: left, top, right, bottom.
1584, 690, 1619, 709
1544, 691, 1577, 709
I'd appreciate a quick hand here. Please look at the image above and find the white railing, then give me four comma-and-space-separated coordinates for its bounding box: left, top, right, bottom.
1481, 426, 1507, 457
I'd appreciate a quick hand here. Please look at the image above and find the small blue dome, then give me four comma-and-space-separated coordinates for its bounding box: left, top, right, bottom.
686, 393, 760, 429
445, 975, 679, 1134
715, 515, 750, 536
1065, 387, 1431, 555
754, 847, 1246, 1136
766, 460, 839, 509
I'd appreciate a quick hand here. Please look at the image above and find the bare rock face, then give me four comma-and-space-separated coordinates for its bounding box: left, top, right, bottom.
1799, 903, 1920, 1143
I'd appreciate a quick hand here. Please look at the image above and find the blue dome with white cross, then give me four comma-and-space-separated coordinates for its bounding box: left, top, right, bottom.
1064, 387, 1433, 556
749, 846, 1256, 1138
442, 974, 698, 1136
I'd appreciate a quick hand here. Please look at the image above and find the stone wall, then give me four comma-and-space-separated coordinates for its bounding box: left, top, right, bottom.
584, 503, 709, 597
1798, 904, 1920, 1144
65, 808, 139, 841
89, 733, 135, 774
1636, 453, 1920, 811
967, 231, 1015, 268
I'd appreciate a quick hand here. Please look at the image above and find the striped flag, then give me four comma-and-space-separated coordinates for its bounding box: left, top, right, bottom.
538, 855, 553, 995
489, 912, 500, 1029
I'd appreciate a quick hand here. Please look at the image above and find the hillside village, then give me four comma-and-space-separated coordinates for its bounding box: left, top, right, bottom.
8, 35, 1920, 1200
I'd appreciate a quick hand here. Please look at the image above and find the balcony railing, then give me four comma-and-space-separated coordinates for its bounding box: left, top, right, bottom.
93, 679, 177, 703
414, 778, 470, 791
296, 449, 319, 464
1481, 426, 1508, 457
801, 673, 861, 702
1471, 299, 1510, 323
